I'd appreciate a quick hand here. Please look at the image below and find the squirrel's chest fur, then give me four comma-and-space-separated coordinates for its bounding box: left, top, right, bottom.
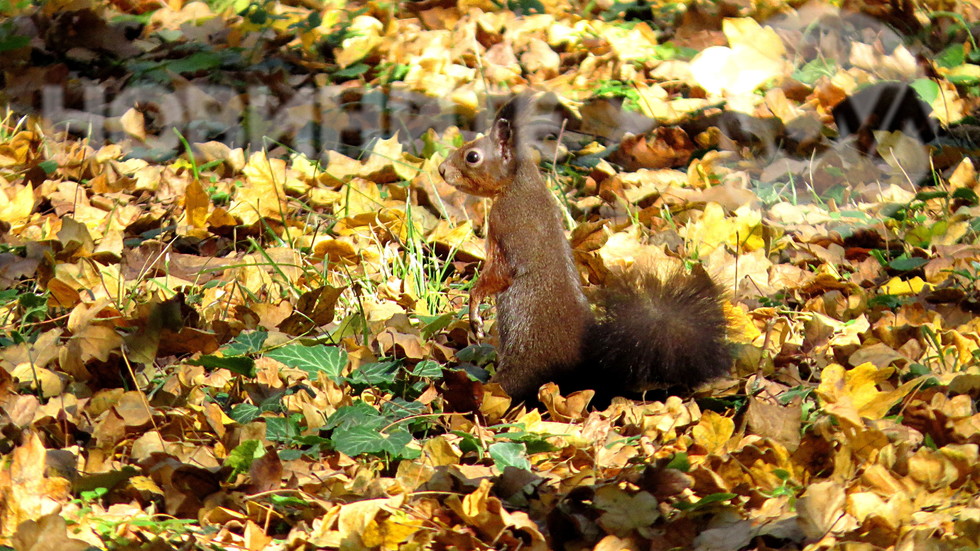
489, 168, 592, 393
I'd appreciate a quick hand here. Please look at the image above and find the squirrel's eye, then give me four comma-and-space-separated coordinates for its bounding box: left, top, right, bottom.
464, 150, 482, 165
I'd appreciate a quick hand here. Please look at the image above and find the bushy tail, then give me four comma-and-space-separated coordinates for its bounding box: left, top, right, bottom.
560, 266, 731, 405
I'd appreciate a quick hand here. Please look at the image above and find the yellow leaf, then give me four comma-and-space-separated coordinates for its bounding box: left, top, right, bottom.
336, 496, 405, 547
0, 131, 38, 167
335, 15, 383, 68
57, 217, 95, 258
11, 363, 63, 397
725, 303, 761, 343
421, 435, 461, 467
908, 447, 962, 492
599, 21, 660, 62
732, 204, 765, 251
427, 220, 484, 261
321, 151, 364, 186
361, 133, 416, 183
817, 363, 922, 423
723, 18, 786, 57
943, 63, 980, 81
128, 476, 164, 496
947, 158, 976, 190
689, 18, 787, 102
847, 491, 911, 529
692, 410, 735, 454
120, 108, 146, 141
338, 178, 384, 218
93, 230, 124, 260
881, 276, 932, 295
0, 182, 34, 224
231, 151, 288, 225
459, 478, 489, 515
0, 433, 72, 535
682, 202, 764, 255
185, 179, 210, 230
362, 511, 424, 550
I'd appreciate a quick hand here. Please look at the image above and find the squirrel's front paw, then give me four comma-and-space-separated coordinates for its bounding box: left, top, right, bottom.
470, 312, 485, 340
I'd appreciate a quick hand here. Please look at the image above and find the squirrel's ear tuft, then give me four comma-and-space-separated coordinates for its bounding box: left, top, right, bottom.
492, 118, 514, 159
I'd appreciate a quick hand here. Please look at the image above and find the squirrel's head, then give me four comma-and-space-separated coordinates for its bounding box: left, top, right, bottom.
439, 117, 517, 198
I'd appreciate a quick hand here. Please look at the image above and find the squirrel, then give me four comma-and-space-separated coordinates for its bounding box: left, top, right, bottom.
438, 96, 731, 406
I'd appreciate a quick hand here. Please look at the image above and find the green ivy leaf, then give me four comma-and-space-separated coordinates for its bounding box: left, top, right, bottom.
331, 426, 388, 456
333, 63, 369, 79
888, 256, 928, 272
378, 427, 414, 456
265, 414, 303, 443
224, 440, 263, 477
229, 403, 261, 424
936, 44, 965, 69
223, 331, 268, 356
37, 160, 58, 175
675, 492, 738, 511
0, 34, 28, 53
167, 50, 224, 74
910, 78, 940, 104
411, 360, 443, 378
269, 494, 310, 507
488, 442, 530, 471
267, 344, 347, 381
326, 401, 385, 432
792, 58, 836, 85
348, 361, 400, 386
380, 398, 426, 421
418, 313, 453, 340
187, 355, 255, 377
456, 343, 496, 365
951, 187, 978, 204
666, 452, 690, 472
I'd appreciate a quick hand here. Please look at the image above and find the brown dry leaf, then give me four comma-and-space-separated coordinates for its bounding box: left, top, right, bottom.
746, 390, 802, 452
448, 479, 547, 549
11, 513, 91, 551
279, 286, 344, 335
113, 390, 152, 429
796, 480, 853, 540
0, 433, 73, 535
194, 141, 246, 173
57, 216, 95, 259
610, 128, 695, 171
243, 519, 273, 551
594, 486, 660, 538
539, 382, 592, 422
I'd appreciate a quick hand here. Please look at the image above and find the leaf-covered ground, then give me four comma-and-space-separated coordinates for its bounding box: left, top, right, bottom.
1, 0, 980, 549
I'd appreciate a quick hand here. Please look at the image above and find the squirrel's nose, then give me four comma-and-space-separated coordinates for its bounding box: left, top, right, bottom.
438, 163, 446, 179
